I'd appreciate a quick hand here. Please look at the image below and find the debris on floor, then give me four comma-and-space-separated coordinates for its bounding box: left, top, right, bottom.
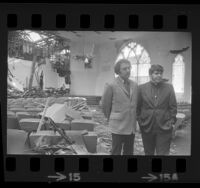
7, 97, 191, 155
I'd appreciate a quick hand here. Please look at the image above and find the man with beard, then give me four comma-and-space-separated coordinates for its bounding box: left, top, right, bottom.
101, 59, 138, 155
137, 64, 177, 155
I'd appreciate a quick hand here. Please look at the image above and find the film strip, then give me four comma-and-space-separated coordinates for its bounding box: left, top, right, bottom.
0, 3, 199, 183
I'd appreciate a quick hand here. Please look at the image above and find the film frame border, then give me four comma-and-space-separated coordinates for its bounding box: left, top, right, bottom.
0, 3, 199, 183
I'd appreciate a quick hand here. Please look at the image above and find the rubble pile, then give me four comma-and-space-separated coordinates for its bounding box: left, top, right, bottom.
90, 106, 108, 125
32, 142, 75, 155
94, 125, 112, 154
134, 133, 144, 155
7, 87, 70, 99
8, 88, 24, 98
30, 137, 77, 155
8, 97, 88, 110
177, 104, 191, 128
177, 111, 191, 130
43, 87, 70, 98
170, 144, 177, 155
22, 88, 47, 98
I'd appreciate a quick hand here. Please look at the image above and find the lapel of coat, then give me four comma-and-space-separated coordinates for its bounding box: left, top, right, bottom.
155, 82, 164, 106
144, 82, 155, 107
130, 82, 133, 101
131, 82, 138, 107
116, 77, 130, 98
130, 81, 136, 102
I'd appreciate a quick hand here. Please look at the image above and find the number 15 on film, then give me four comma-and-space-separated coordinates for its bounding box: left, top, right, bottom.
69, 173, 81, 182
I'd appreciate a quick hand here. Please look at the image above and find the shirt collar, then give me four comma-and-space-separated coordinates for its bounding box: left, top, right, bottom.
150, 80, 163, 87
118, 76, 129, 84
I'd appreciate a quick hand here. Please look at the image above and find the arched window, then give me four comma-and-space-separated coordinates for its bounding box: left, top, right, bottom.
172, 54, 185, 95
115, 41, 151, 84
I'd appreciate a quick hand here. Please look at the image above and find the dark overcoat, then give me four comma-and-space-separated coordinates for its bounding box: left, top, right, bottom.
137, 81, 177, 133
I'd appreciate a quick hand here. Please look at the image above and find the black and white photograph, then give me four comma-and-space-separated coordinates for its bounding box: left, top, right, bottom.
7, 31, 191, 156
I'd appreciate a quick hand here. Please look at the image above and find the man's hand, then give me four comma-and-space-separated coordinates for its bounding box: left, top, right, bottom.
137, 119, 141, 126
171, 119, 177, 139
171, 119, 176, 129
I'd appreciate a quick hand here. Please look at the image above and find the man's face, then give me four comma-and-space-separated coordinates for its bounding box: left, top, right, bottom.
151, 71, 163, 84
119, 62, 131, 80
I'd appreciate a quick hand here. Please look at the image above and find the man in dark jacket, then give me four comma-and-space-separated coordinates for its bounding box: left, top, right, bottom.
137, 64, 177, 155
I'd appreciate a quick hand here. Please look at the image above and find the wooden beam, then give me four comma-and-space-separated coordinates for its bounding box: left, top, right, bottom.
28, 50, 37, 89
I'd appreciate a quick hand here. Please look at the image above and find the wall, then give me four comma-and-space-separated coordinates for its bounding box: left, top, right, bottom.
69, 41, 100, 95
43, 58, 58, 88
8, 58, 62, 89
68, 40, 119, 96
94, 42, 117, 95
8, 58, 39, 89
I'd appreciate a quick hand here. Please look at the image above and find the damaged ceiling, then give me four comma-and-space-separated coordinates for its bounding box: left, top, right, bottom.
55, 31, 151, 44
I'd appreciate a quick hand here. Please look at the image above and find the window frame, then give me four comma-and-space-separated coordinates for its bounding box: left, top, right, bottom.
172, 54, 185, 99
115, 41, 151, 84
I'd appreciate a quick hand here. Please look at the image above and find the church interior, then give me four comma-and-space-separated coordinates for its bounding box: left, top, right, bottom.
6, 31, 191, 155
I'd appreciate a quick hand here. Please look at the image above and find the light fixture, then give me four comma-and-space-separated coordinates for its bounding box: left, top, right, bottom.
84, 57, 89, 63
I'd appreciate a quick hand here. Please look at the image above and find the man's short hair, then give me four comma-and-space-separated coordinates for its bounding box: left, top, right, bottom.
114, 59, 131, 75
149, 64, 164, 75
